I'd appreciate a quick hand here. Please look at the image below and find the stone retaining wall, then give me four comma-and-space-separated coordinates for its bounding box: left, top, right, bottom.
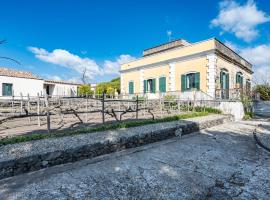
0, 114, 233, 179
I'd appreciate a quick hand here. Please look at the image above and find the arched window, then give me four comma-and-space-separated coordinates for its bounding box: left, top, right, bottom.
220, 69, 229, 99
236, 72, 243, 88
181, 72, 200, 91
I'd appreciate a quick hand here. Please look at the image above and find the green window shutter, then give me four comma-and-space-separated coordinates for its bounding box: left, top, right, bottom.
3, 83, 13, 96
195, 72, 200, 90
236, 74, 239, 84
129, 82, 134, 94
164, 77, 166, 92
143, 80, 147, 93
226, 73, 229, 89
181, 74, 186, 91
152, 79, 156, 93
159, 77, 166, 93
220, 71, 224, 86
226, 73, 230, 99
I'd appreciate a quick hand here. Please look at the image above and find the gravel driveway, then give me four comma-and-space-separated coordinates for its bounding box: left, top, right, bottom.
0, 119, 269, 200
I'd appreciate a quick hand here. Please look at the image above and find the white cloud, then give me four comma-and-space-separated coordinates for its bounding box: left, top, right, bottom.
28, 47, 101, 80
224, 41, 270, 83
81, 50, 87, 55
239, 44, 270, 83
28, 46, 136, 80
224, 41, 240, 52
47, 75, 62, 81
103, 54, 136, 75
211, 0, 270, 42
240, 44, 270, 66
68, 76, 82, 83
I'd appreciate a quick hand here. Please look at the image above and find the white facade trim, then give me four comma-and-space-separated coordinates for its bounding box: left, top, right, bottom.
206, 54, 217, 98
169, 63, 175, 91
139, 69, 144, 94
120, 74, 125, 94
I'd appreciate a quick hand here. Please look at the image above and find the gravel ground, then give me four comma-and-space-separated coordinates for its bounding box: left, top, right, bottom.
0, 119, 269, 200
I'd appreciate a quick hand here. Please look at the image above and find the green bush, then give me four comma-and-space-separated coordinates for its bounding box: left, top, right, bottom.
254, 84, 270, 100
95, 77, 120, 96
194, 106, 222, 114
78, 84, 93, 97
163, 95, 177, 108
243, 112, 254, 120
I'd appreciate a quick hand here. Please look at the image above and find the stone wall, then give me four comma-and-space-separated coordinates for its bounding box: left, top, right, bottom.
0, 115, 233, 180
218, 101, 244, 120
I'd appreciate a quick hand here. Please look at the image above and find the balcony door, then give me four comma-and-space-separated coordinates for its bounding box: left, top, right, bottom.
220, 70, 229, 99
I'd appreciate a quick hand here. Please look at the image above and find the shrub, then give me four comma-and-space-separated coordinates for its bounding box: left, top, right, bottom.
254, 84, 270, 100
241, 94, 254, 120
78, 84, 93, 97
163, 95, 177, 108
243, 112, 254, 120
95, 77, 120, 96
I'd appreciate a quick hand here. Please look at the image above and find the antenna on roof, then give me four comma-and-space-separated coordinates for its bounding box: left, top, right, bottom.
166, 30, 172, 42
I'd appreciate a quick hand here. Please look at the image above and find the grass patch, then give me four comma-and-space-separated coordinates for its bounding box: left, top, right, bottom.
0, 111, 214, 146
243, 112, 255, 120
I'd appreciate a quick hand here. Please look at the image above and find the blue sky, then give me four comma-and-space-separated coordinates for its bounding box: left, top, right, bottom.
0, 0, 270, 83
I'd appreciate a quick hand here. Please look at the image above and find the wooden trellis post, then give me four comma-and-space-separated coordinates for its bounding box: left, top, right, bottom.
85, 96, 88, 122
102, 92, 105, 124
27, 93, 31, 123
136, 95, 139, 119
12, 93, 15, 116
20, 93, 23, 114
37, 93, 41, 126
44, 91, 51, 133
160, 98, 163, 118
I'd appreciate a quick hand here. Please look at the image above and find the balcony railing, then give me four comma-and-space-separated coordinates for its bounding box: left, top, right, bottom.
215, 88, 252, 100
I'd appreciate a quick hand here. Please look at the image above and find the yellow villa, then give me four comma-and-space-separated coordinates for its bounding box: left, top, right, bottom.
120, 38, 253, 99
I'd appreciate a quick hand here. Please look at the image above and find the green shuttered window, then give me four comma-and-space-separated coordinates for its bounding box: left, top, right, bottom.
152, 79, 156, 93
143, 80, 147, 93
159, 77, 166, 93
220, 70, 230, 99
194, 72, 200, 90
181, 72, 200, 91
2, 83, 13, 96
128, 81, 134, 94
236, 72, 243, 87
144, 79, 156, 93
181, 74, 186, 91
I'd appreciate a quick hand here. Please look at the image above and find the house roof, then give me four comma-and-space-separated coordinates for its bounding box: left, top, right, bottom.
143, 39, 191, 57
44, 80, 81, 86
0, 67, 83, 85
0, 67, 41, 80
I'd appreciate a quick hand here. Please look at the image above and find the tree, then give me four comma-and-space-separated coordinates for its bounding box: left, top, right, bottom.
81, 67, 90, 84
95, 77, 120, 96
254, 84, 270, 100
95, 82, 108, 95
0, 39, 20, 64
78, 84, 93, 97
